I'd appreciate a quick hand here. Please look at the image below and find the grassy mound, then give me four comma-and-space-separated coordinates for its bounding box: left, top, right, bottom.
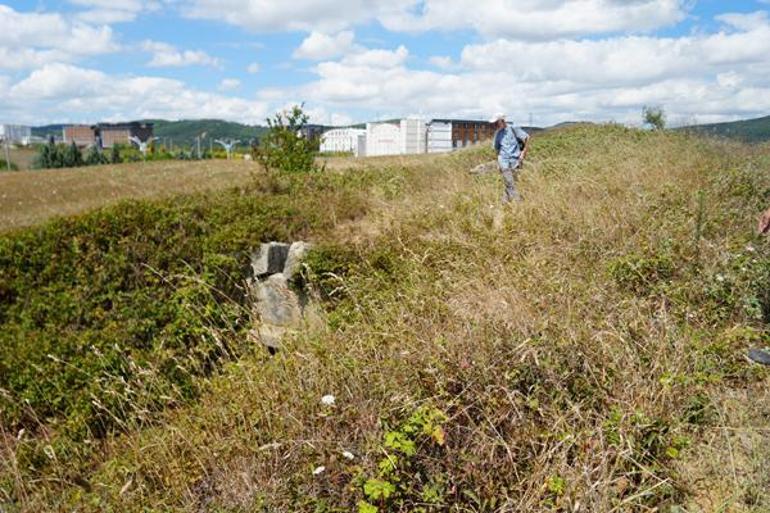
2, 125, 770, 512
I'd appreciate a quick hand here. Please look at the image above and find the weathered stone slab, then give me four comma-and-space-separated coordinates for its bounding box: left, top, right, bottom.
254, 273, 302, 327
283, 241, 311, 281
251, 242, 290, 277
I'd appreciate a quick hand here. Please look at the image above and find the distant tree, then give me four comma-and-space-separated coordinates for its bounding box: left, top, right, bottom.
110, 145, 122, 164
85, 145, 108, 166
255, 104, 320, 173
34, 144, 51, 169
643, 105, 666, 130
64, 142, 83, 167
34, 139, 65, 169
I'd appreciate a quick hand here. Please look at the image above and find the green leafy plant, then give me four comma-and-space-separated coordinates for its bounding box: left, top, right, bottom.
643, 105, 667, 130
254, 104, 321, 173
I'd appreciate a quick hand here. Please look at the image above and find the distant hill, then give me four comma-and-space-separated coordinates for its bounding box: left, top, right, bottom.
145, 119, 268, 147
680, 114, 770, 143
32, 124, 66, 140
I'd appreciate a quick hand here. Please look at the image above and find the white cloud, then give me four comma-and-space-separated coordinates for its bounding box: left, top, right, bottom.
2, 63, 269, 124
68, 0, 161, 23
340, 45, 409, 68
0, 5, 119, 69
247, 62, 261, 74
715, 11, 769, 31
142, 40, 222, 68
293, 31, 355, 60
219, 78, 241, 91
458, 16, 770, 87
183, 0, 413, 33
383, 0, 690, 39
183, 0, 689, 38
285, 12, 770, 127
429, 56, 456, 70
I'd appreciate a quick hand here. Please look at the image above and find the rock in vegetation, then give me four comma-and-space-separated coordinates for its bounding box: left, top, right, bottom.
254, 273, 302, 327
251, 242, 291, 277
284, 241, 310, 281
250, 241, 313, 349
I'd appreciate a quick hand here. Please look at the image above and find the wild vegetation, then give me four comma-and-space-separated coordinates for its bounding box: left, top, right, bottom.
254, 105, 321, 173
1, 125, 769, 512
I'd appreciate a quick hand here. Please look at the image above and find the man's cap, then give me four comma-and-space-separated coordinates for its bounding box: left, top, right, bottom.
489, 113, 506, 123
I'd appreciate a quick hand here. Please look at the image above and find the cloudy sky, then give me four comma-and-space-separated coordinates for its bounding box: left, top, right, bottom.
1, 0, 769, 127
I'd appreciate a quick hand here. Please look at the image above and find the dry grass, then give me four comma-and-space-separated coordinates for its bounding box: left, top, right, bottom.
3, 126, 770, 512
0, 153, 439, 232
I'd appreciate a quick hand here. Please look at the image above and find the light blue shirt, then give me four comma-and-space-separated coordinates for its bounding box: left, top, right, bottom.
493, 125, 529, 162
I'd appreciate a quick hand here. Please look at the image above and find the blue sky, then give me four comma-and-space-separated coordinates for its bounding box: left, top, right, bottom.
1, 0, 769, 126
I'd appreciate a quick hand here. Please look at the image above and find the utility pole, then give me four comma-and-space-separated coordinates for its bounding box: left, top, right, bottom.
215, 139, 240, 160
2, 137, 11, 171
130, 136, 159, 159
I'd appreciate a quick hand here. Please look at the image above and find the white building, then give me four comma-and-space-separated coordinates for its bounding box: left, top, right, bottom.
0, 124, 32, 145
319, 128, 367, 156
365, 118, 427, 157
426, 120, 453, 153
399, 118, 426, 155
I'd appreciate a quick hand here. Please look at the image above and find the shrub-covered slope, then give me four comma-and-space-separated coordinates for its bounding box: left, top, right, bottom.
2, 125, 770, 512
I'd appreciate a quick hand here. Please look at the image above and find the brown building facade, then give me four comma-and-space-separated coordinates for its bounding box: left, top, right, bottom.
449, 120, 497, 147
96, 122, 154, 148
62, 122, 155, 148
63, 125, 96, 146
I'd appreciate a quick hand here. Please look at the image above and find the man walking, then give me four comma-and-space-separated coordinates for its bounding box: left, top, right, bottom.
491, 114, 529, 203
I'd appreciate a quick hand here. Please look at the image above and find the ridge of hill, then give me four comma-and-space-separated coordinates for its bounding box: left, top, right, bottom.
681, 114, 770, 142
2, 126, 770, 512
145, 119, 268, 147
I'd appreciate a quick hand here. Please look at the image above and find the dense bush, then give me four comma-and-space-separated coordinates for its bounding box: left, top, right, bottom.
0, 171, 369, 448
254, 105, 320, 173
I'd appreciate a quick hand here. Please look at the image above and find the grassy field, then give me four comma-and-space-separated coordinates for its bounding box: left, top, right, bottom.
2, 125, 770, 512
0, 154, 410, 231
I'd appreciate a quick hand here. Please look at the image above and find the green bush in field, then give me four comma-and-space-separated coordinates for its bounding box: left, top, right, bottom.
84, 146, 108, 166
110, 144, 122, 164
255, 105, 320, 173
0, 171, 369, 460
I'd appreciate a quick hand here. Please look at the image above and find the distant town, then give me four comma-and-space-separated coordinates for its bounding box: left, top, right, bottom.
1, 117, 503, 160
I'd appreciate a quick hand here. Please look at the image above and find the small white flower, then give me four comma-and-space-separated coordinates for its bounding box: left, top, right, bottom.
716, 274, 725, 282
342, 451, 355, 460
313, 466, 326, 475
321, 395, 336, 406
746, 245, 756, 253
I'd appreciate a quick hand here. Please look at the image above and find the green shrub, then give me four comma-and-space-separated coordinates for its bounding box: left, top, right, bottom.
0, 171, 371, 456
254, 105, 320, 173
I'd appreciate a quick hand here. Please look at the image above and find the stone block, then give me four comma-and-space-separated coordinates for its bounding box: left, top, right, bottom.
283, 241, 311, 281
251, 242, 290, 277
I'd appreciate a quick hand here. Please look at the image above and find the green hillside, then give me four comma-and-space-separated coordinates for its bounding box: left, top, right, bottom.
146, 119, 268, 147
2, 126, 770, 512
31, 124, 65, 140
682, 114, 770, 142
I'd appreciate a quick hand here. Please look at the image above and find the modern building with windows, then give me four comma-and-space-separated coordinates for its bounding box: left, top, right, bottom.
319, 128, 367, 156
0, 124, 32, 145
427, 119, 496, 153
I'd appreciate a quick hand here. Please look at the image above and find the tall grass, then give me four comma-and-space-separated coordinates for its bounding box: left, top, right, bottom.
2, 125, 769, 512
